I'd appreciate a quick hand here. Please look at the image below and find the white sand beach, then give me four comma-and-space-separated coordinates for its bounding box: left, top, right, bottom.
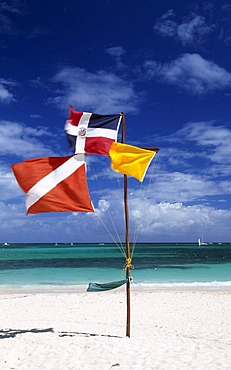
0, 288, 231, 370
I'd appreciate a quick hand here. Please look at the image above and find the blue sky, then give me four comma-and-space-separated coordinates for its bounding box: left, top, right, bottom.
1, 0, 231, 243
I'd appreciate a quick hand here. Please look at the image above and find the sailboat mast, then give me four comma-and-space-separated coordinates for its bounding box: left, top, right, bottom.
121, 112, 131, 338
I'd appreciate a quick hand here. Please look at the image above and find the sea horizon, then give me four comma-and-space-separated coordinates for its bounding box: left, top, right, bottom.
1, 241, 231, 245
1, 242, 231, 291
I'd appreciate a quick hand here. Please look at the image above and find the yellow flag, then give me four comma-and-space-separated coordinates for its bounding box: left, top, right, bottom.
109, 142, 156, 182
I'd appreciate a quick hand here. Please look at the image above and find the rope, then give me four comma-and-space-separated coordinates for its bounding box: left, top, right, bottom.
89, 159, 126, 257
123, 257, 135, 271
95, 213, 126, 258
88, 150, 159, 271
131, 153, 159, 258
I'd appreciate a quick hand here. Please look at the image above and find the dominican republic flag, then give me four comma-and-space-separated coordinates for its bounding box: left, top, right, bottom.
65, 106, 122, 156
11, 154, 94, 214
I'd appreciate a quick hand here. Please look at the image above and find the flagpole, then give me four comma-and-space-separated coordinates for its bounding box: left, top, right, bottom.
121, 112, 131, 338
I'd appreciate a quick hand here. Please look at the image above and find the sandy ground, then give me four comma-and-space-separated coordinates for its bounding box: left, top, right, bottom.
0, 287, 231, 369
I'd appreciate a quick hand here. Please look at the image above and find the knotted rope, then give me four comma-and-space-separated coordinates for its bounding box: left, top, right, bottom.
123, 257, 135, 271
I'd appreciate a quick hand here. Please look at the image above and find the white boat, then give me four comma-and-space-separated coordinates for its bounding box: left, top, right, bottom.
198, 237, 208, 246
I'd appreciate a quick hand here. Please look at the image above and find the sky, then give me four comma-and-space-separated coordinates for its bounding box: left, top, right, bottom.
1, 0, 231, 243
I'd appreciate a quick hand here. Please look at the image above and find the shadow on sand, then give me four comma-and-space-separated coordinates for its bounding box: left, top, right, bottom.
58, 331, 122, 338
0, 328, 121, 339
0, 328, 54, 339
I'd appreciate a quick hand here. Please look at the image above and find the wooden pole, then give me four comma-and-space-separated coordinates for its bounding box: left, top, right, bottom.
120, 114, 159, 337
121, 112, 131, 338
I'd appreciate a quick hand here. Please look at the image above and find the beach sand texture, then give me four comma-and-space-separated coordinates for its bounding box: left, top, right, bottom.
0, 289, 230, 369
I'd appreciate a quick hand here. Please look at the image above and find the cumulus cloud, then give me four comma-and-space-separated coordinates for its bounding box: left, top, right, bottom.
106, 46, 126, 70
2, 190, 231, 242
0, 120, 57, 158
174, 121, 231, 165
0, 83, 14, 103
49, 197, 231, 243
52, 67, 139, 113
154, 9, 177, 38
106, 46, 125, 58
0, 201, 25, 230
0, 78, 15, 103
144, 121, 231, 208
0, 166, 22, 200
154, 10, 213, 46
177, 15, 212, 46
1, 118, 231, 243
148, 172, 222, 203
129, 201, 231, 242
143, 53, 231, 95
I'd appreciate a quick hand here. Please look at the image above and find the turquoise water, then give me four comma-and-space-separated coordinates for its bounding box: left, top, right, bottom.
0, 243, 231, 290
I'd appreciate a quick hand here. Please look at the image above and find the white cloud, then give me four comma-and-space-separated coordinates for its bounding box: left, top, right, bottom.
53, 197, 231, 243
175, 121, 231, 165
143, 54, 231, 95
144, 121, 231, 206
129, 201, 231, 242
0, 166, 22, 200
154, 11, 213, 46
154, 10, 177, 38
1, 191, 230, 242
148, 172, 218, 202
0, 120, 57, 158
0, 79, 14, 103
177, 16, 212, 46
0, 201, 25, 228
106, 46, 125, 58
1, 119, 231, 243
151, 171, 231, 203
106, 46, 126, 70
52, 67, 139, 113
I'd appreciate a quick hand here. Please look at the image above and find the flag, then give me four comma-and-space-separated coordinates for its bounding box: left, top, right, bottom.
87, 279, 128, 292
65, 105, 122, 156
109, 142, 156, 182
11, 154, 94, 214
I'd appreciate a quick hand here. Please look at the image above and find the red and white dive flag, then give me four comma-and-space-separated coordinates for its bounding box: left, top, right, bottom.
65, 106, 122, 156
11, 154, 94, 214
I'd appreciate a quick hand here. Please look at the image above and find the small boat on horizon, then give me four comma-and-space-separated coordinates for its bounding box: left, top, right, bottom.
198, 237, 208, 247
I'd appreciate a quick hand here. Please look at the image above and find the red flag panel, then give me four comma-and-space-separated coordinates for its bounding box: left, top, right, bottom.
11, 155, 94, 214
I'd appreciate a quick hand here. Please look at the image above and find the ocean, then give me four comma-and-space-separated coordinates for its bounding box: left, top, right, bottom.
0, 243, 231, 291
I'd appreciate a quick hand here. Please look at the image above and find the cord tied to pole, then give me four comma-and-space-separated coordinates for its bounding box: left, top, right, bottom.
124, 257, 134, 271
